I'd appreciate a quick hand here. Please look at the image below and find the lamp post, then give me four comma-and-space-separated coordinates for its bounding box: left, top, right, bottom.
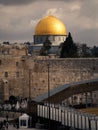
47, 63, 50, 130
28, 69, 32, 114
29, 69, 31, 100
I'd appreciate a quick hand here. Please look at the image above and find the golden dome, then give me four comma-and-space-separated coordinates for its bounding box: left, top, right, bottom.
35, 15, 67, 35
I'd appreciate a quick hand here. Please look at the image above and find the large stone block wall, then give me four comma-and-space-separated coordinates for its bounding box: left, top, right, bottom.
0, 54, 98, 101
27, 57, 98, 98
0, 55, 26, 101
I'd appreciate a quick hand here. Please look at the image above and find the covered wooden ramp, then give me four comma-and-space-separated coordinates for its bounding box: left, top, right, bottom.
34, 78, 98, 104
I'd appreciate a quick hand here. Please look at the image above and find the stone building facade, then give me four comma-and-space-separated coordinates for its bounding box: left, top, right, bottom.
0, 44, 98, 105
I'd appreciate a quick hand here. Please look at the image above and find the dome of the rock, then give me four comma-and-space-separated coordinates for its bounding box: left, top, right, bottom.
35, 15, 67, 35
34, 15, 67, 47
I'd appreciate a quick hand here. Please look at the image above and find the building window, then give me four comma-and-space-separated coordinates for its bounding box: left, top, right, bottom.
16, 72, 19, 77
35, 36, 38, 43
93, 66, 96, 70
40, 37, 42, 43
0, 60, 2, 65
63, 36, 65, 41
53, 36, 55, 41
73, 96, 77, 100
5, 72, 8, 77
16, 62, 19, 66
59, 37, 61, 41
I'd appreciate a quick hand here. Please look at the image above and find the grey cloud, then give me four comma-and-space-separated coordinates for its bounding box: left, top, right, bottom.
0, 0, 34, 6
47, 0, 80, 1
0, 28, 33, 42
79, 29, 98, 46
0, 0, 79, 6
0, 0, 97, 46
78, 0, 98, 19
72, 28, 98, 46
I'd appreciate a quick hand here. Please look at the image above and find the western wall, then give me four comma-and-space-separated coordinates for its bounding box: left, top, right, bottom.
0, 50, 98, 102
29, 57, 98, 98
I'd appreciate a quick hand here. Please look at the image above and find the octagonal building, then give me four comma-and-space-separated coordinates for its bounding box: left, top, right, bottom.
31, 15, 67, 55
34, 15, 67, 46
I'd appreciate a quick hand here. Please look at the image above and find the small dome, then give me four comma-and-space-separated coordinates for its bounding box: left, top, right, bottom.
35, 15, 67, 36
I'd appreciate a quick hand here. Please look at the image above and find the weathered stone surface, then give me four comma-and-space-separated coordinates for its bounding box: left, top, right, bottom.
0, 48, 98, 102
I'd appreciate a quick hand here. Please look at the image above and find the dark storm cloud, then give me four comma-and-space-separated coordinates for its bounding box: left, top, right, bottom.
47, 0, 79, 1
0, 0, 97, 45
45, 0, 80, 2
0, 0, 34, 6
0, 28, 33, 42
0, 0, 78, 6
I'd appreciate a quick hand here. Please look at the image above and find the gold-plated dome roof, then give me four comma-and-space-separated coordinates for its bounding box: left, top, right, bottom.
35, 15, 67, 35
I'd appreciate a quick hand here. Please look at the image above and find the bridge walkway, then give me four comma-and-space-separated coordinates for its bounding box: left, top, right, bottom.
34, 78, 98, 104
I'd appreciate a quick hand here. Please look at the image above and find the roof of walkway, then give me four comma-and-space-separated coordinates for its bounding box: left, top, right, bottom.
34, 78, 98, 103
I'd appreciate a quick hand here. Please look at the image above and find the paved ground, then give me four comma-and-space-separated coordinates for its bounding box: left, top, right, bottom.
7, 125, 40, 130
12, 125, 47, 130
1, 124, 46, 130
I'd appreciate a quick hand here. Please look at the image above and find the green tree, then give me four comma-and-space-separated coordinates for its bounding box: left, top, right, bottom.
40, 37, 52, 56
60, 32, 78, 58
79, 44, 92, 57
91, 46, 98, 57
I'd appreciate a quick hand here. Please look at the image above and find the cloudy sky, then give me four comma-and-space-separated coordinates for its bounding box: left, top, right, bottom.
0, 0, 98, 46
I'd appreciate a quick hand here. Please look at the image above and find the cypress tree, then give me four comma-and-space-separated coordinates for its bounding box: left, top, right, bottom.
60, 32, 78, 58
